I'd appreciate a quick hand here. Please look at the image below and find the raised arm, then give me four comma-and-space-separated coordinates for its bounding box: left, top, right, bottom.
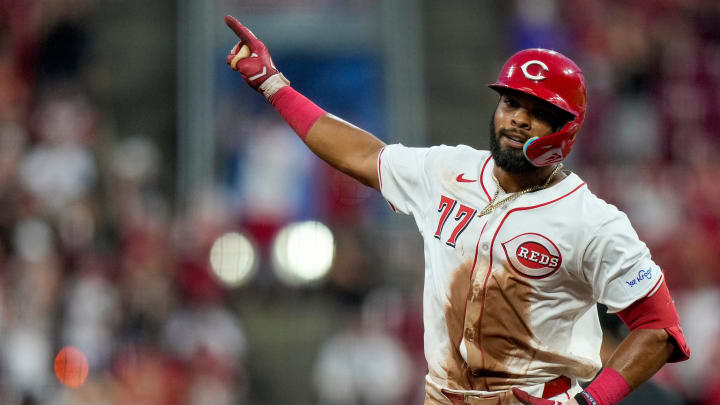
224, 15, 385, 190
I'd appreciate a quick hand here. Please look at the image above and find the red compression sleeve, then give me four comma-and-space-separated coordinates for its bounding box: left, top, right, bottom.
617, 280, 690, 362
576, 367, 631, 405
270, 86, 327, 140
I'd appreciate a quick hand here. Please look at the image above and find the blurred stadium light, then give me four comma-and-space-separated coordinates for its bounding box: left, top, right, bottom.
272, 221, 335, 286
209, 231, 258, 287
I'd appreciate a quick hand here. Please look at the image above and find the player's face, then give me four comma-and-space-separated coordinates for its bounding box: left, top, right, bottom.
490, 91, 567, 173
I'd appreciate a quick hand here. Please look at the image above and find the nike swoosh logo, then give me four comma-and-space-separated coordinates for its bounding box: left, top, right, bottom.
456, 173, 477, 183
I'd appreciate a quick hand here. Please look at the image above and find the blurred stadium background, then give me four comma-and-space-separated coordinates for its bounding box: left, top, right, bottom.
0, 0, 719, 404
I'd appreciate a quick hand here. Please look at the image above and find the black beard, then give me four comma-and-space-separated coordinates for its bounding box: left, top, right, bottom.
488, 119, 537, 174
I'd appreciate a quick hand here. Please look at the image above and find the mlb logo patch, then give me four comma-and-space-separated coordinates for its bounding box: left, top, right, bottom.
502, 233, 562, 278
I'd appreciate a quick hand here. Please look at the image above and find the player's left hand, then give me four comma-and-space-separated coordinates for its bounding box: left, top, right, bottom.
511, 388, 579, 405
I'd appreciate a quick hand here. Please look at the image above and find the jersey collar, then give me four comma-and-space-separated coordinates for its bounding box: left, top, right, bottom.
480, 157, 585, 207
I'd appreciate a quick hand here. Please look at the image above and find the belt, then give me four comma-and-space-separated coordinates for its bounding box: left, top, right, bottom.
441, 376, 571, 405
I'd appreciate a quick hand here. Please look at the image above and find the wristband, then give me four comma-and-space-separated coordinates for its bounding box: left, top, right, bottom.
259, 73, 290, 100
270, 86, 327, 140
573, 368, 631, 405
574, 391, 595, 405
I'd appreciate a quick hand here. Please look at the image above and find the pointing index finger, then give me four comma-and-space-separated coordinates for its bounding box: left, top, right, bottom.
224, 15, 258, 45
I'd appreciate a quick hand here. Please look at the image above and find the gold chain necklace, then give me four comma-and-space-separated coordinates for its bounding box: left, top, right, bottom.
477, 163, 564, 218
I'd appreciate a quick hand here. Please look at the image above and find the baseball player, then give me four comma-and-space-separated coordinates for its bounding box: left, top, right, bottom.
223, 15, 690, 405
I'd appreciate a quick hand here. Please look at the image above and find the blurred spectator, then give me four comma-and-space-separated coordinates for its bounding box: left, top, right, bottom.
234, 119, 313, 250
699, 328, 720, 404
314, 289, 415, 405
61, 255, 120, 371
110, 344, 188, 405
511, 0, 569, 51
163, 301, 248, 404
671, 286, 720, 401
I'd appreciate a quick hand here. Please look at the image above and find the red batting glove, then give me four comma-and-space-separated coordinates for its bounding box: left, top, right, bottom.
224, 15, 289, 99
512, 388, 578, 405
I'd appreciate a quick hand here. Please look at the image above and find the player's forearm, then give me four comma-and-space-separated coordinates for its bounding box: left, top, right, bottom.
265, 85, 384, 189
604, 328, 674, 389
514, 332, 673, 405
303, 114, 385, 190
564, 329, 674, 405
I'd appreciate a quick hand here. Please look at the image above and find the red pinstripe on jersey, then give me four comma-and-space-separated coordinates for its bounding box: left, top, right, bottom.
479, 156, 493, 201
377, 146, 397, 212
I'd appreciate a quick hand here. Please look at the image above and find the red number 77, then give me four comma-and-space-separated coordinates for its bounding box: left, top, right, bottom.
434, 195, 477, 247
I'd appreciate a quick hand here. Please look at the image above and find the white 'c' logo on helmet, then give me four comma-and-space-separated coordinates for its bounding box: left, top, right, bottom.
521, 60, 549, 81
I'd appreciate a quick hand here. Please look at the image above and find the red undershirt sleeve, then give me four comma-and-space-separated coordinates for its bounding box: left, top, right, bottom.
616, 279, 690, 362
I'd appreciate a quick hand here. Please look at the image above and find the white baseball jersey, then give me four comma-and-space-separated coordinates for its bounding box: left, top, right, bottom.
377, 144, 665, 402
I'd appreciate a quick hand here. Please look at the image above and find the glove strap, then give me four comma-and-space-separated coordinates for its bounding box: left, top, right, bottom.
259, 73, 291, 100
573, 391, 595, 405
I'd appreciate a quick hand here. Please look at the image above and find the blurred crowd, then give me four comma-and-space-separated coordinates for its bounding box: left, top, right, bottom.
0, 2, 249, 404
0, 0, 718, 405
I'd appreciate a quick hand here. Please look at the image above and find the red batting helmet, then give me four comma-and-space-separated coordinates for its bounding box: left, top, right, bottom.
489, 48, 586, 166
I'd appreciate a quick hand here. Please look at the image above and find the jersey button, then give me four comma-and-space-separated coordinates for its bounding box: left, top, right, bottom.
481, 243, 489, 251
464, 328, 475, 342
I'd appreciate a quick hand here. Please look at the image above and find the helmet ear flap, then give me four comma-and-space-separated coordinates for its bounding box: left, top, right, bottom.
563, 121, 580, 145
523, 120, 580, 167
